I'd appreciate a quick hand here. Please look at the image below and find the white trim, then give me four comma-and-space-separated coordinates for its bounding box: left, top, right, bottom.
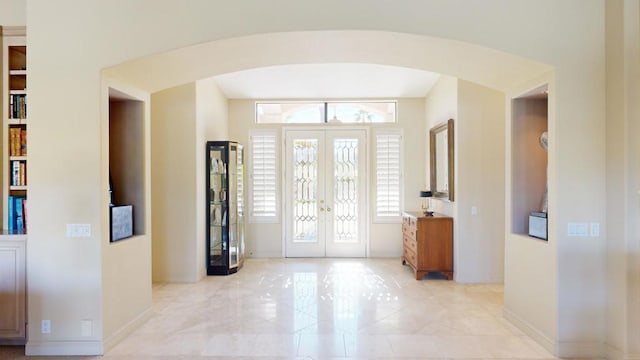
503, 307, 555, 355
605, 344, 640, 360
26, 341, 104, 356
373, 128, 403, 223
556, 341, 605, 358
103, 306, 153, 352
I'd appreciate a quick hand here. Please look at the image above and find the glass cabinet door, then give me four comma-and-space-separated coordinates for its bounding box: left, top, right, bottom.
206, 141, 244, 275
228, 144, 238, 268
237, 144, 245, 265
209, 145, 227, 269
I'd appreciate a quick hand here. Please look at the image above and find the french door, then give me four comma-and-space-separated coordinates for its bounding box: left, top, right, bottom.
285, 129, 367, 257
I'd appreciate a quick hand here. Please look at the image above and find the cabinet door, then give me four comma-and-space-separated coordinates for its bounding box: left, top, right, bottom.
0, 240, 26, 339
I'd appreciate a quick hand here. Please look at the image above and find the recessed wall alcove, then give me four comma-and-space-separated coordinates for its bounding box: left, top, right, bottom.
511, 84, 548, 237
108, 88, 145, 237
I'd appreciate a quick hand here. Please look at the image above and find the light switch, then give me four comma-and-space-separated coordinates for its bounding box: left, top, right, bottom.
67, 224, 91, 237
471, 206, 478, 215
568, 223, 588, 237
590, 222, 600, 237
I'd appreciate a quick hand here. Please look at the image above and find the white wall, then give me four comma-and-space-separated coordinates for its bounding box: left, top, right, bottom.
150, 84, 199, 283
228, 98, 425, 258
456, 80, 505, 283
150, 79, 228, 284
195, 78, 229, 278
0, 0, 26, 26
24, 0, 608, 356
425, 76, 458, 217
425, 76, 506, 284
605, 0, 640, 358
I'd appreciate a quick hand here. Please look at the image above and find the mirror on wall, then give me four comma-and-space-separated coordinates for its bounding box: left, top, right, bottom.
430, 119, 454, 201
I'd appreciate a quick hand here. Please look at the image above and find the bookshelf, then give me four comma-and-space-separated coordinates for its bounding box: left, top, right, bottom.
2, 28, 27, 233
0, 26, 27, 345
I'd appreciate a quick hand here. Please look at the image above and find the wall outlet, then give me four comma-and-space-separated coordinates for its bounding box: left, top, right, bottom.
66, 224, 91, 237
41, 320, 51, 334
471, 206, 478, 215
80, 319, 92, 337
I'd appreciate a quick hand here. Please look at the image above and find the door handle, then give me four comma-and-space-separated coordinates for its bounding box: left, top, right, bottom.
326, 207, 332, 212
319, 207, 325, 212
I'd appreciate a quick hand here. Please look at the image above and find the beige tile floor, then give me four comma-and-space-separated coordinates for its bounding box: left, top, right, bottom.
1, 258, 599, 359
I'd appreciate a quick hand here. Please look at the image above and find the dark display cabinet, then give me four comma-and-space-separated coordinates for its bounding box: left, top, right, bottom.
206, 141, 245, 275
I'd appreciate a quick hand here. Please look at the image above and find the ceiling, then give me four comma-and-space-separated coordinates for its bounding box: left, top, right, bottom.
213, 63, 441, 99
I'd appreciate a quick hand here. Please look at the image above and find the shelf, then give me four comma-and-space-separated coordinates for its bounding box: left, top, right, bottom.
9, 90, 26, 95
9, 70, 26, 76
9, 156, 26, 161
7, 119, 27, 125
9, 186, 27, 191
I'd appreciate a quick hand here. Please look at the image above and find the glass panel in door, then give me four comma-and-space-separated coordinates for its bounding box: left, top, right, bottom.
325, 131, 366, 257
285, 131, 325, 257
228, 145, 238, 268
209, 145, 226, 267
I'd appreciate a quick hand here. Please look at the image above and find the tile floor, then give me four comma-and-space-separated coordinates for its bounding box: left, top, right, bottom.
1, 258, 598, 359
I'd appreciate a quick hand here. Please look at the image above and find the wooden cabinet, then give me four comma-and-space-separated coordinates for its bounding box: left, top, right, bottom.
402, 211, 453, 280
0, 236, 26, 344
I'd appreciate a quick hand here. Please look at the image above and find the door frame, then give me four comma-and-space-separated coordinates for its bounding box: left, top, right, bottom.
281, 126, 370, 258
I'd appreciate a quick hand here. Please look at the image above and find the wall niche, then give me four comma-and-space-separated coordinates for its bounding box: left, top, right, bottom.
511, 84, 548, 239
108, 88, 145, 240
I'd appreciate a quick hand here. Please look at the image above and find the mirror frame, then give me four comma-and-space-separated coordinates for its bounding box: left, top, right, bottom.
429, 118, 455, 201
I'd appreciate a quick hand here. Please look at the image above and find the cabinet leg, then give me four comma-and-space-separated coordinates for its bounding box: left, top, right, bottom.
444, 271, 453, 280
415, 271, 426, 280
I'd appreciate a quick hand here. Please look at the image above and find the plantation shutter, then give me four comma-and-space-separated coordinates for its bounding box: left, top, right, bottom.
375, 131, 402, 221
250, 131, 278, 221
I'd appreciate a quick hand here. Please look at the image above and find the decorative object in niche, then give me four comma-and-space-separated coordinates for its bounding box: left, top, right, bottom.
420, 190, 433, 216
429, 119, 454, 201
110, 205, 133, 242
539, 131, 548, 213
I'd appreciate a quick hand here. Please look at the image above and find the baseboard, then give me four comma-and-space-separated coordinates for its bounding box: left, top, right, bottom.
556, 340, 605, 358
248, 251, 283, 258
607, 344, 640, 360
103, 306, 153, 352
26, 340, 103, 356
503, 307, 556, 355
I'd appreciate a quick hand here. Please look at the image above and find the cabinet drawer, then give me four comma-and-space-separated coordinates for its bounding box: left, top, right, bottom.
403, 234, 417, 252
402, 224, 416, 239
403, 246, 417, 268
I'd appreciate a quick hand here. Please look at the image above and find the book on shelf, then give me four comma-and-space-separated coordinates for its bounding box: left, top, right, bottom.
8, 196, 14, 232
12, 161, 19, 186
9, 94, 27, 119
10, 160, 26, 186
15, 197, 24, 231
9, 127, 26, 156
6, 196, 28, 233
21, 128, 27, 155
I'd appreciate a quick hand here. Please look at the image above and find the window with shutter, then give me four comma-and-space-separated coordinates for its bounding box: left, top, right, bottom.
249, 130, 278, 222
375, 130, 403, 222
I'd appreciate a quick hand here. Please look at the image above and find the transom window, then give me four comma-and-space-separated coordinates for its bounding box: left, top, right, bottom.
256, 101, 397, 124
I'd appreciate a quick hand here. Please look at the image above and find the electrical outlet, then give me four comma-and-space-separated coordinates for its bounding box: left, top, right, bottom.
471, 206, 478, 215
41, 320, 51, 334
80, 319, 92, 337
